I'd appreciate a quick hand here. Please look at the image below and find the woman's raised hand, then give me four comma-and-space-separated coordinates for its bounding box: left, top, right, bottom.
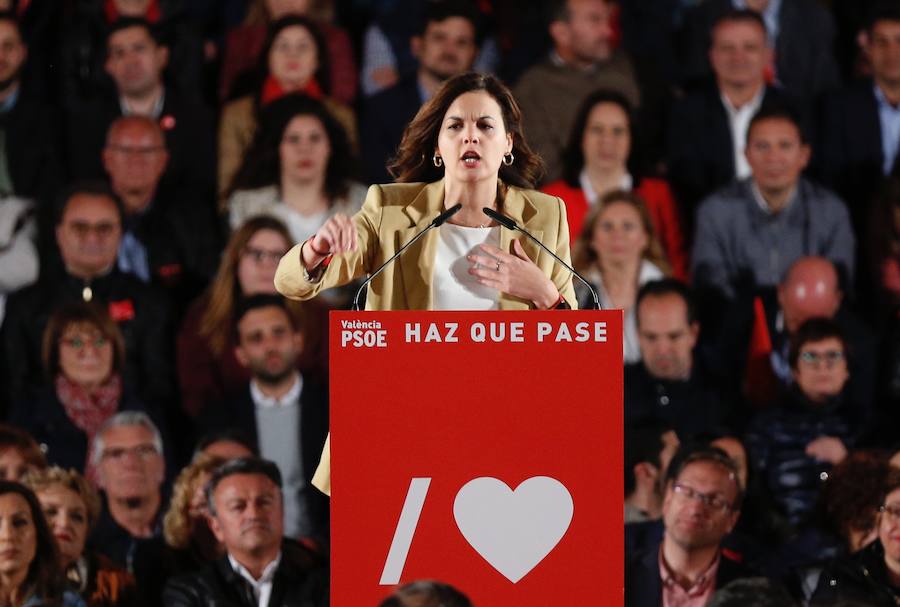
467, 239, 560, 309
302, 213, 358, 270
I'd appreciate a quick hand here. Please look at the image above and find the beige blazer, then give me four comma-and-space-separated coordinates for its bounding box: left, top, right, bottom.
276, 179, 577, 496
274, 179, 578, 310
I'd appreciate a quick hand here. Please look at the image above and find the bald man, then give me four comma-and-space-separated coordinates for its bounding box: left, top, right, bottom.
102, 116, 219, 308
766, 257, 877, 424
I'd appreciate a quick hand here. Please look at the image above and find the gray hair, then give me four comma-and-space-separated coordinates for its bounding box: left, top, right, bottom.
90, 411, 163, 467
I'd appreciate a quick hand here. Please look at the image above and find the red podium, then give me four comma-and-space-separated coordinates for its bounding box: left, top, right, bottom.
329, 310, 623, 605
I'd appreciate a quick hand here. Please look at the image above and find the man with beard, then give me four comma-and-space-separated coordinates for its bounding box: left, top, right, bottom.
199, 295, 329, 548
626, 446, 756, 606
624, 279, 734, 440
361, 0, 481, 183
0, 12, 61, 209
163, 457, 328, 607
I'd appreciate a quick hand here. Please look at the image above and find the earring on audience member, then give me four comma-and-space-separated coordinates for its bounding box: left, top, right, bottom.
433, 153, 443, 168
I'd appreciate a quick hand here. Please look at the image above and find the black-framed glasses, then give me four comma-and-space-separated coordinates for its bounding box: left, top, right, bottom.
799, 350, 845, 368
880, 504, 900, 521
243, 247, 287, 264
672, 482, 732, 512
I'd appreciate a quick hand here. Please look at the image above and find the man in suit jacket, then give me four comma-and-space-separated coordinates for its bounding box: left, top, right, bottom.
626, 446, 755, 606
668, 9, 800, 220
103, 115, 220, 314
818, 6, 900, 237
163, 457, 328, 607
199, 294, 329, 546
361, 0, 481, 184
66, 18, 215, 201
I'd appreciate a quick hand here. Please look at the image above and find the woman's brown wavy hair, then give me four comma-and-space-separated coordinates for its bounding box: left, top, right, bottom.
198, 216, 293, 357
388, 72, 544, 188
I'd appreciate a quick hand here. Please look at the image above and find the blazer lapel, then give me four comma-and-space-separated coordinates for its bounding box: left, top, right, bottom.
398, 181, 445, 310
498, 187, 543, 309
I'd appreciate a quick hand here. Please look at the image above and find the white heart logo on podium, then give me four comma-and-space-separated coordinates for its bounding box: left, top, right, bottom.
452, 476, 573, 583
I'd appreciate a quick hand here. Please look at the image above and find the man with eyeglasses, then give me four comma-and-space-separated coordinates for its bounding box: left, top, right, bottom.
1, 182, 173, 409
626, 446, 758, 607
103, 115, 220, 308
89, 411, 168, 572
197, 295, 329, 549
812, 468, 900, 605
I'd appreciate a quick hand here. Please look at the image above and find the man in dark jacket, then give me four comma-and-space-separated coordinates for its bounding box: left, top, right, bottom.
626, 446, 756, 606
163, 457, 328, 607
198, 295, 329, 547
103, 115, 219, 314
66, 17, 215, 201
625, 279, 733, 439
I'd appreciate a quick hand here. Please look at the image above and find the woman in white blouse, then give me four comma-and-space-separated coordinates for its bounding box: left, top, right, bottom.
226, 94, 366, 245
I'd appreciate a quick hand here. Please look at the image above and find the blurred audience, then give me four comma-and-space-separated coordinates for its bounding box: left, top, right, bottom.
624, 422, 679, 523
0, 424, 46, 481
543, 89, 687, 277
217, 15, 356, 201
379, 580, 473, 607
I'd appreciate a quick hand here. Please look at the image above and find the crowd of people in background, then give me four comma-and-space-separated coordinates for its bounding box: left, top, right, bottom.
0, 0, 896, 605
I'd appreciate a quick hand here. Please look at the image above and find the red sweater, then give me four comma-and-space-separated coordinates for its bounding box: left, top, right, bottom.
542, 177, 689, 280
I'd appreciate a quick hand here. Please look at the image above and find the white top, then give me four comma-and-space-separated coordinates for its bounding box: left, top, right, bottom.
579, 170, 633, 206
587, 259, 664, 363
228, 552, 281, 607
432, 224, 501, 310
721, 88, 765, 180
228, 182, 368, 244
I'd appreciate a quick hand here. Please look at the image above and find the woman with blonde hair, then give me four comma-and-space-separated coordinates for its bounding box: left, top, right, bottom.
22, 467, 134, 606
572, 190, 671, 362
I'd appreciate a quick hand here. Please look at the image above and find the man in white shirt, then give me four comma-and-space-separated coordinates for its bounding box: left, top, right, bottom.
162, 457, 328, 607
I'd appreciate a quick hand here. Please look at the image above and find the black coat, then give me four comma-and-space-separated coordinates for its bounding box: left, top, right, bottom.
198, 379, 330, 543
624, 360, 732, 440
162, 540, 328, 607
625, 542, 758, 607
817, 79, 897, 233
360, 75, 423, 184
2, 89, 64, 207
810, 540, 900, 606
0, 268, 174, 407
124, 187, 221, 316
65, 88, 216, 200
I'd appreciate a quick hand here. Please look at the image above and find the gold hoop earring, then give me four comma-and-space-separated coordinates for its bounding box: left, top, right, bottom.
432, 154, 443, 168
502, 152, 514, 166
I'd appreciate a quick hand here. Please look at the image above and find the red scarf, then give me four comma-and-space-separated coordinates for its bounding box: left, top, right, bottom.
55, 374, 123, 482
104, 0, 162, 23
260, 75, 323, 106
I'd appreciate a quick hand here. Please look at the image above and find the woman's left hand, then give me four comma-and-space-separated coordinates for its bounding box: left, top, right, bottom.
467, 240, 560, 309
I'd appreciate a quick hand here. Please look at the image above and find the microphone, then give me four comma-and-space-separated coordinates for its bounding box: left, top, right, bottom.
351, 204, 462, 311
482, 207, 602, 310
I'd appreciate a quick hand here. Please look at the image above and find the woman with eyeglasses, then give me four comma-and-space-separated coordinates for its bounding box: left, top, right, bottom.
745, 317, 858, 539
811, 469, 900, 606
177, 216, 326, 419
9, 303, 159, 482
22, 467, 136, 607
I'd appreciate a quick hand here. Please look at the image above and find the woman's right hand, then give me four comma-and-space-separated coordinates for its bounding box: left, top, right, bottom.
302, 213, 359, 270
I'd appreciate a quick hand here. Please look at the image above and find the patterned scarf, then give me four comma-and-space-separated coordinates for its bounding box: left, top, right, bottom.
55, 374, 122, 482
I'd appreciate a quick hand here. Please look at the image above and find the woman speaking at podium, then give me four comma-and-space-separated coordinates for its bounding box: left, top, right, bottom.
274, 72, 577, 311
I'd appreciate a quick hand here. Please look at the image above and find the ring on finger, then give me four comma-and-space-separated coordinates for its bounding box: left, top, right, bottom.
495, 261, 501, 272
